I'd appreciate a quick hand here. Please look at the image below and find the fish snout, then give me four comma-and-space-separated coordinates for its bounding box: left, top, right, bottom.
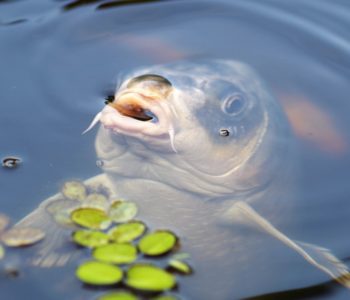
109, 73, 173, 121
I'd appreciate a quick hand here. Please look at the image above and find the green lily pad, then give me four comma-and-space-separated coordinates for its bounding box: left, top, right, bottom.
0, 213, 10, 232
0, 245, 4, 260
72, 230, 109, 248
139, 231, 177, 256
167, 259, 192, 275
62, 181, 87, 201
93, 243, 137, 264
76, 261, 123, 285
98, 291, 137, 300
109, 201, 138, 223
71, 207, 111, 230
108, 221, 146, 243
125, 263, 176, 292
1, 227, 45, 247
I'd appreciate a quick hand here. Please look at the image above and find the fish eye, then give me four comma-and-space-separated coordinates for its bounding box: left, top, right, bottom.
222, 94, 246, 116
127, 74, 172, 88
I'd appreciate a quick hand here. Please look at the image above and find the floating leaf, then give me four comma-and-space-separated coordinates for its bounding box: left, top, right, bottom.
72, 230, 109, 248
62, 181, 87, 201
46, 199, 79, 227
46, 198, 78, 214
126, 263, 176, 292
98, 291, 137, 300
71, 207, 111, 230
108, 221, 146, 243
0, 245, 4, 260
93, 243, 137, 264
76, 261, 123, 285
0, 213, 10, 232
53, 210, 76, 227
1, 227, 45, 247
139, 231, 177, 256
109, 201, 138, 223
84, 193, 109, 210
167, 260, 192, 275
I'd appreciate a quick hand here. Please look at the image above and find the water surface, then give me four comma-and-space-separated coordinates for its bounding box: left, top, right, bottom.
1, 0, 350, 299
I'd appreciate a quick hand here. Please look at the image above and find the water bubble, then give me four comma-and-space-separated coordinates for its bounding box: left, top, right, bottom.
219, 128, 230, 137
2, 157, 21, 169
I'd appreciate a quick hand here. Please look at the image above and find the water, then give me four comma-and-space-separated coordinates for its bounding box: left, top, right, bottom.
1, 0, 350, 299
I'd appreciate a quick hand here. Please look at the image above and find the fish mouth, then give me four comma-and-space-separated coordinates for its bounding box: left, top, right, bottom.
84, 90, 177, 151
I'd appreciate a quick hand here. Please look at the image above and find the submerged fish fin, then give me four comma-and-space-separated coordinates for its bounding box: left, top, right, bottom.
226, 201, 350, 288
14, 200, 78, 268
14, 174, 114, 268
296, 241, 350, 288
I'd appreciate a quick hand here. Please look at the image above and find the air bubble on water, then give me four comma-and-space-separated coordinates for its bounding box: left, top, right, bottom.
2, 157, 21, 169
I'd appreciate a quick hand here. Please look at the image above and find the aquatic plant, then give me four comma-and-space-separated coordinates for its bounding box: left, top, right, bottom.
57, 180, 192, 298
0, 213, 45, 259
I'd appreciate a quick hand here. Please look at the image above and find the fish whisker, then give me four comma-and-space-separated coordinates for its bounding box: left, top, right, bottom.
82, 112, 102, 135
168, 125, 177, 153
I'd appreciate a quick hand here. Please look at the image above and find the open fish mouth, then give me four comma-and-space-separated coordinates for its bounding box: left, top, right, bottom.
84, 88, 177, 152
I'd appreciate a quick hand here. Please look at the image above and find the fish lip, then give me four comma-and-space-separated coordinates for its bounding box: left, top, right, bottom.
100, 92, 172, 138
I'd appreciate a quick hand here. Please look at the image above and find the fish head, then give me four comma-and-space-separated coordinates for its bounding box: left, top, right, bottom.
94, 60, 289, 198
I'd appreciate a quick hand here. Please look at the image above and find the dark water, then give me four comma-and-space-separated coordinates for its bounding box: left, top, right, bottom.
1, 0, 350, 299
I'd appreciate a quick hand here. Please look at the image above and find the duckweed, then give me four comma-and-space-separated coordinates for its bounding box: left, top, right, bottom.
62, 181, 87, 201
98, 291, 137, 300
73, 230, 109, 248
93, 243, 137, 264
108, 221, 146, 243
139, 231, 177, 256
167, 260, 192, 275
76, 261, 123, 285
126, 263, 176, 292
109, 201, 138, 223
49, 180, 192, 298
1, 227, 45, 247
84, 193, 109, 210
71, 207, 111, 230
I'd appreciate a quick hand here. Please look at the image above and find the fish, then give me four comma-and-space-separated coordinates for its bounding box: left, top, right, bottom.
15, 60, 350, 299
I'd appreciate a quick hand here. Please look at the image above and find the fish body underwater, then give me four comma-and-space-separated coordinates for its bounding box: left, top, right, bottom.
15, 60, 350, 299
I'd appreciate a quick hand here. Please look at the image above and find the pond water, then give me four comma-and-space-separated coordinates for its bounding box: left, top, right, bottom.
1, 0, 350, 299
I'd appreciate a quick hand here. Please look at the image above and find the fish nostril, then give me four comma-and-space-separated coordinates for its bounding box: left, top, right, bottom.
104, 95, 115, 104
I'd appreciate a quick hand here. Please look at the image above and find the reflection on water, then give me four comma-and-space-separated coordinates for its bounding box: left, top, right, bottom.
1, 0, 350, 299
246, 280, 337, 300
97, 0, 172, 11
63, 0, 172, 11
